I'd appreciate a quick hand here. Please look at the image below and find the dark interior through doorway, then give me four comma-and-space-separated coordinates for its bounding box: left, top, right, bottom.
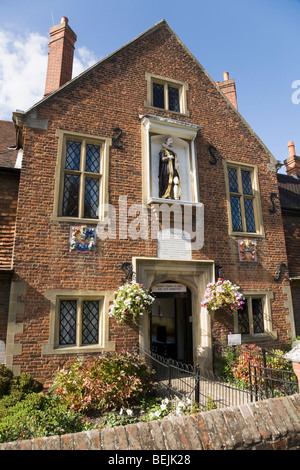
151, 282, 192, 363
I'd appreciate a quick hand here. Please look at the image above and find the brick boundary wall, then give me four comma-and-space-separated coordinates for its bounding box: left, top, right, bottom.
1, 394, 300, 451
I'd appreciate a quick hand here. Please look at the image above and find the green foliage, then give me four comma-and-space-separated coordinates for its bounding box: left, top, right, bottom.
0, 393, 92, 443
0, 364, 13, 398
51, 352, 155, 412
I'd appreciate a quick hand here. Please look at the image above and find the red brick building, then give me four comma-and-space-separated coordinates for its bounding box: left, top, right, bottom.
0, 17, 297, 385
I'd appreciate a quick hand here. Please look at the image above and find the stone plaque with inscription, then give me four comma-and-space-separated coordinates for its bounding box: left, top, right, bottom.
157, 228, 191, 260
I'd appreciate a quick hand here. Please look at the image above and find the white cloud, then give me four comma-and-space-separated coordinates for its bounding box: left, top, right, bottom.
0, 29, 98, 121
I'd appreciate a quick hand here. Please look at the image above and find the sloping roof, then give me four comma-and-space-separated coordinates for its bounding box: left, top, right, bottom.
277, 173, 300, 211
0, 120, 19, 169
13, 19, 277, 167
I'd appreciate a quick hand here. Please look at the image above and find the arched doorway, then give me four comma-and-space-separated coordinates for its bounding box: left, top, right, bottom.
151, 282, 193, 363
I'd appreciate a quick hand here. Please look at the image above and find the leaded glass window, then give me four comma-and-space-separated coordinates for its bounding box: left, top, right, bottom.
152, 82, 180, 112
59, 300, 77, 345
227, 165, 257, 233
61, 139, 102, 220
82, 301, 99, 344
59, 298, 100, 346
153, 83, 165, 109
168, 86, 180, 112
238, 297, 265, 336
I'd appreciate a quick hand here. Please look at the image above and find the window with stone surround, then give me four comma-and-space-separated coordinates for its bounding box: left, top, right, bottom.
234, 292, 276, 341
224, 161, 264, 236
42, 290, 116, 355
145, 73, 189, 116
52, 130, 111, 223
59, 298, 100, 346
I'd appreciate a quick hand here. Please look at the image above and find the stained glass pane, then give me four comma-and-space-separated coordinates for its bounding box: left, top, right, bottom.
242, 170, 253, 195
153, 83, 164, 109
230, 196, 242, 231
168, 86, 180, 112
84, 177, 99, 219
82, 301, 99, 344
86, 144, 100, 173
252, 299, 264, 334
244, 198, 256, 232
59, 300, 77, 345
65, 141, 81, 170
63, 174, 79, 217
228, 168, 239, 193
238, 302, 250, 334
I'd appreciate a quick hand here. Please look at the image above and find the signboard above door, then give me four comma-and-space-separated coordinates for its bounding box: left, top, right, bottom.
152, 283, 187, 293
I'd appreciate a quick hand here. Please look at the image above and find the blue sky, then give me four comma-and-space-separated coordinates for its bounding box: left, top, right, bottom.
1, 0, 299, 168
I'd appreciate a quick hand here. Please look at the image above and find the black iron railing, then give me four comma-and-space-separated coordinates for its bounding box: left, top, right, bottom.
139, 347, 252, 410
248, 349, 299, 400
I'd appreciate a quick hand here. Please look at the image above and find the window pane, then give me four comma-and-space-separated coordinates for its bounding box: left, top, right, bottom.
82, 301, 99, 344
228, 168, 239, 193
153, 83, 165, 108
168, 86, 180, 112
252, 299, 264, 334
59, 300, 77, 345
238, 302, 250, 334
63, 174, 80, 217
230, 196, 243, 231
86, 144, 100, 173
242, 170, 253, 195
84, 177, 99, 219
65, 141, 81, 170
244, 198, 256, 232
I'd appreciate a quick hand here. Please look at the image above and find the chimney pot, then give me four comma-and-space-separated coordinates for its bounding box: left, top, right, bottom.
61, 17, 69, 24
223, 72, 229, 81
288, 141, 296, 158
284, 141, 300, 176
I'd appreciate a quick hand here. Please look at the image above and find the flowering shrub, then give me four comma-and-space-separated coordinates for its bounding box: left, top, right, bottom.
201, 278, 244, 313
51, 352, 155, 412
109, 282, 155, 325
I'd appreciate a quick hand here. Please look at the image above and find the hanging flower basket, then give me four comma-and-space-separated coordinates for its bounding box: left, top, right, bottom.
201, 278, 244, 315
109, 281, 155, 325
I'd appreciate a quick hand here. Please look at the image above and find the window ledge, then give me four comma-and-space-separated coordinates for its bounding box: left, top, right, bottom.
241, 332, 277, 343
42, 341, 116, 355
50, 214, 102, 225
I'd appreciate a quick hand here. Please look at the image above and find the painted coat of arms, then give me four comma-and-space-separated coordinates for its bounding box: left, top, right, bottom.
69, 226, 96, 252
238, 239, 257, 262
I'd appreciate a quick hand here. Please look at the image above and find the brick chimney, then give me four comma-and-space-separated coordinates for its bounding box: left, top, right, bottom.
44, 17, 77, 96
284, 141, 300, 177
216, 72, 238, 110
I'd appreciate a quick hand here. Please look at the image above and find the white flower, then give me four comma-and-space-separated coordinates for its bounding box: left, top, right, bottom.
126, 408, 133, 416
160, 404, 167, 411
119, 408, 124, 415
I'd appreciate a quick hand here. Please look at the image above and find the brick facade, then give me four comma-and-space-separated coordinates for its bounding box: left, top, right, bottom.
0, 19, 297, 384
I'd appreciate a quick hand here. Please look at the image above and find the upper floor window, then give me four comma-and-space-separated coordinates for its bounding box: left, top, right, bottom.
52, 130, 111, 223
63, 140, 101, 219
224, 161, 264, 236
145, 73, 189, 116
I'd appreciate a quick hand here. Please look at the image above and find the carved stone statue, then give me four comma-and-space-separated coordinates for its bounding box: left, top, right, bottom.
158, 137, 181, 199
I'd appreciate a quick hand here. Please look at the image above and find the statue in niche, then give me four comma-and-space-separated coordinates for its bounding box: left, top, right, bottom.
158, 137, 181, 200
